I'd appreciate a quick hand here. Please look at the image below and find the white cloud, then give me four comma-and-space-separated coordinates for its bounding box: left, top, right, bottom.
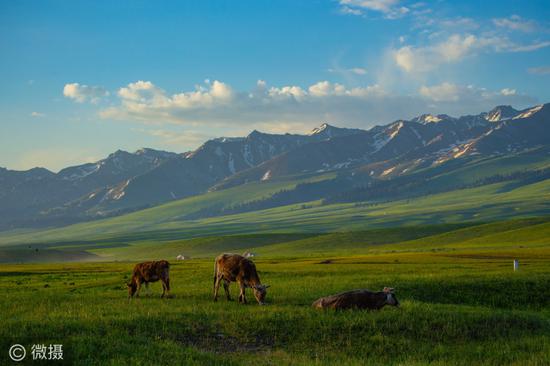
507, 41, 550, 52
308, 81, 346, 96
117, 79, 233, 108
528, 66, 550, 75
118, 80, 162, 101
439, 17, 479, 30
351, 67, 368, 75
96, 80, 334, 129
500, 88, 516, 96
267, 85, 307, 100
328, 67, 368, 77
393, 46, 416, 72
393, 33, 550, 73
493, 15, 537, 33
393, 34, 479, 73
101, 79, 388, 126
419, 82, 462, 102
418, 83, 532, 107
98, 79, 237, 124
30, 112, 45, 118
63, 83, 109, 103
339, 0, 409, 19
89, 79, 537, 138
340, 0, 399, 13
339, 6, 363, 15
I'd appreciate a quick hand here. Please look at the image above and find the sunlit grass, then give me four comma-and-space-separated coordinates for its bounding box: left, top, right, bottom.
1, 245, 549, 365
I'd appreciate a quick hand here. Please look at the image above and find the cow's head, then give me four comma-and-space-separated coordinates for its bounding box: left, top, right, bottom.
252, 284, 270, 305
127, 281, 137, 298
383, 287, 399, 307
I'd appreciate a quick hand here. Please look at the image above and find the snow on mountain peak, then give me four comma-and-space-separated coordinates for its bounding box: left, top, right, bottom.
421, 114, 442, 123
513, 104, 544, 120
389, 121, 404, 139
308, 123, 332, 135
485, 105, 519, 122
411, 114, 451, 124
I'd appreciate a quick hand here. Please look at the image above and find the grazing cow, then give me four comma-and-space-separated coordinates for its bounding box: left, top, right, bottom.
312, 287, 399, 310
127, 260, 171, 299
213, 253, 269, 305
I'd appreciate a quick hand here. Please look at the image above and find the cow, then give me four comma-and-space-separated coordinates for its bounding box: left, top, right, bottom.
127, 260, 171, 299
213, 253, 269, 305
312, 287, 399, 310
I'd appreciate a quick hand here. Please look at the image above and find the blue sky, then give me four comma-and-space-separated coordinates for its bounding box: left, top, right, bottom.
1, 0, 549, 171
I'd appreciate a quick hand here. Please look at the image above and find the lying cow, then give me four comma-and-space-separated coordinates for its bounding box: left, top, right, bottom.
213, 253, 269, 305
127, 260, 171, 298
312, 287, 399, 310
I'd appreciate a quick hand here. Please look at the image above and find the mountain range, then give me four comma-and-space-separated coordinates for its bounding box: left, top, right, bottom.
1, 102, 549, 230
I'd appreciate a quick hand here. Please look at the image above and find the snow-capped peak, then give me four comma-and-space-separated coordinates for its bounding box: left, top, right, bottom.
411, 114, 451, 124
422, 114, 442, 123
485, 105, 519, 122
308, 123, 332, 136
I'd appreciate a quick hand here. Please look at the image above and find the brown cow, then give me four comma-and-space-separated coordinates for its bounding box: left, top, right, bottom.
213, 253, 269, 305
127, 260, 171, 298
312, 287, 399, 310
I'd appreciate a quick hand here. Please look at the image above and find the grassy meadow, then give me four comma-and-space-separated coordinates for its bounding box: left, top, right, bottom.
1, 219, 549, 365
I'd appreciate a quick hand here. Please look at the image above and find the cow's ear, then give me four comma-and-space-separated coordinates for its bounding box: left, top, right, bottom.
264, 285, 270, 289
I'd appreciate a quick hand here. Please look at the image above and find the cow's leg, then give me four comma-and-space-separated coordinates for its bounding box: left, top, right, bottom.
135, 280, 143, 298
223, 280, 231, 301
160, 281, 166, 298
163, 277, 170, 298
213, 275, 222, 302
144, 282, 151, 297
238, 282, 247, 304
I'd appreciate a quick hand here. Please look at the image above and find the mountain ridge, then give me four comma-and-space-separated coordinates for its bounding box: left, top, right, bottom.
1, 102, 548, 230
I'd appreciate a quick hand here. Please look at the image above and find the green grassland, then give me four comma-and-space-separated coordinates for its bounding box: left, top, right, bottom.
1, 151, 549, 364
1, 247, 549, 365
2, 147, 550, 251
1, 175, 549, 255
1, 217, 550, 365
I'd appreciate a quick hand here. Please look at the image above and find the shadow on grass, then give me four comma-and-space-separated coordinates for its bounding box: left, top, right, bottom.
397, 276, 550, 310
